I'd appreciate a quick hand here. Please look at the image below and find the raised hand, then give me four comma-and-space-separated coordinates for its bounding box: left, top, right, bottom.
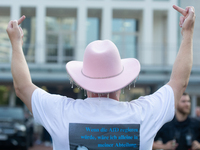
6, 15, 26, 47
192, 140, 200, 150
173, 5, 195, 36
163, 140, 178, 150
18, 15, 26, 25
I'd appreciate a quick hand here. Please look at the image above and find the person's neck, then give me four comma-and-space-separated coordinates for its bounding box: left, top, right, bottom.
175, 111, 188, 122
87, 91, 120, 101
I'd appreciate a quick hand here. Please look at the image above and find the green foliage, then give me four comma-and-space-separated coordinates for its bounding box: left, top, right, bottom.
0, 86, 9, 105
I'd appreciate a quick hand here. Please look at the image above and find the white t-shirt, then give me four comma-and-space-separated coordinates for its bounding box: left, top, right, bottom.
32, 85, 174, 150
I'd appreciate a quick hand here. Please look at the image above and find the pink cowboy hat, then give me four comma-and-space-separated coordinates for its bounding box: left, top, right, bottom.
66, 40, 140, 93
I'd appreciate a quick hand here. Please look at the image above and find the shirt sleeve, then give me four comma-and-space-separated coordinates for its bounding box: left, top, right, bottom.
132, 85, 175, 138
154, 126, 164, 141
31, 88, 73, 135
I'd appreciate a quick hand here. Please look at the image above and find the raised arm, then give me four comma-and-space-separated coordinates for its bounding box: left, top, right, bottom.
167, 5, 195, 107
6, 16, 38, 113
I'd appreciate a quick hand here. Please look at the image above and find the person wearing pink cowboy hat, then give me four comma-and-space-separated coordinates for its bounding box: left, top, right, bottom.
6, 4, 195, 150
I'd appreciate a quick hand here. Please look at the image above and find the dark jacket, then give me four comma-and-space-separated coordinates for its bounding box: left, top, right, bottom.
154, 116, 200, 150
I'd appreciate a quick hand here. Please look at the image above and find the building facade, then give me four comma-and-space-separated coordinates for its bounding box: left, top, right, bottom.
180, 0, 200, 117
0, 0, 199, 116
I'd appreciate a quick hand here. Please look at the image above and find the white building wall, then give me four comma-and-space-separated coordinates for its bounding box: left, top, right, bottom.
167, 6, 178, 65
180, 0, 200, 66
76, 0, 87, 61
1, 0, 178, 65
1, 0, 200, 116
180, 0, 200, 117
153, 11, 167, 65
1, 0, 185, 106
142, 5, 153, 65
36, 4, 46, 64
101, 0, 112, 40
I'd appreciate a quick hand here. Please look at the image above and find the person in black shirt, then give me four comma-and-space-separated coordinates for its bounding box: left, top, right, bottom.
153, 93, 200, 150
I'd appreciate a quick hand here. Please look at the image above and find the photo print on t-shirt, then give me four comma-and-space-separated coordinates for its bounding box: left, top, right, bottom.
69, 123, 140, 150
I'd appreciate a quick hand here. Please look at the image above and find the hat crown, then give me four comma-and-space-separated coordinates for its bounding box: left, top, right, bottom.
82, 40, 123, 78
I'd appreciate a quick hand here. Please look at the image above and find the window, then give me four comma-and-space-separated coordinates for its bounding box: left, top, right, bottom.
87, 18, 100, 44
0, 7, 10, 63
112, 18, 139, 58
46, 8, 76, 64
87, 9, 101, 45
21, 7, 36, 63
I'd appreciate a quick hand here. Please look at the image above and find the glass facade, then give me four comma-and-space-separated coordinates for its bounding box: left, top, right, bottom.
87, 9, 101, 45
0, 7, 10, 63
21, 7, 36, 63
87, 18, 100, 44
46, 8, 76, 64
112, 18, 138, 58
3, 0, 199, 115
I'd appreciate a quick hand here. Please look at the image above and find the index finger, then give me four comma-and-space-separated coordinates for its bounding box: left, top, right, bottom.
18, 15, 26, 25
173, 5, 187, 16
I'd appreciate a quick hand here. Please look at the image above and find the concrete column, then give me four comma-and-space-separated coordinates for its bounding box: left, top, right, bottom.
10, 4, 20, 62
142, 6, 153, 65
191, 95, 197, 117
11, 5, 20, 22
36, 4, 46, 64
167, 8, 178, 65
76, 1, 87, 61
101, 1, 112, 40
9, 87, 16, 107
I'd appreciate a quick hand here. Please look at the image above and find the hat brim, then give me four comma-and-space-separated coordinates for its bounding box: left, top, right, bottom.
66, 58, 140, 93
